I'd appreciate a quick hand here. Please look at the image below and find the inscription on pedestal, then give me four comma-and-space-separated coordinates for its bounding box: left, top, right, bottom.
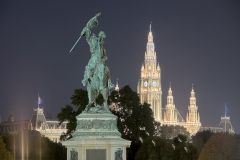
86, 149, 106, 160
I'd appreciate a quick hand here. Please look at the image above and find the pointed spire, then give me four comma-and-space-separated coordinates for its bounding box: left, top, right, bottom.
157, 62, 160, 71
38, 92, 40, 109
186, 83, 201, 130
149, 22, 152, 32
165, 83, 178, 124
191, 84, 195, 97
115, 79, 119, 91
225, 103, 228, 117
38, 93, 42, 109
141, 63, 144, 71
167, 82, 173, 103
147, 23, 154, 44
168, 82, 172, 96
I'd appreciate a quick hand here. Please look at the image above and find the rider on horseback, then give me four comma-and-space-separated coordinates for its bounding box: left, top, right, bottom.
81, 25, 114, 112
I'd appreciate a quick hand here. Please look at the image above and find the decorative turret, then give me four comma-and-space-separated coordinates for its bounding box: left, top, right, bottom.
167, 82, 173, 104
163, 83, 178, 125
190, 85, 196, 106
137, 23, 162, 121
219, 104, 234, 133
185, 85, 201, 135
115, 79, 119, 91
141, 63, 144, 71
186, 85, 200, 122
31, 94, 48, 130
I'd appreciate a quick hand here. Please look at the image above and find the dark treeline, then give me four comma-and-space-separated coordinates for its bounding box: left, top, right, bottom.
0, 130, 66, 160
1, 85, 239, 160
57, 85, 240, 160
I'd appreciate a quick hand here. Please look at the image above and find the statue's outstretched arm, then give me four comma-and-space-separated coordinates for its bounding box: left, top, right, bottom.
69, 13, 100, 53
81, 27, 91, 41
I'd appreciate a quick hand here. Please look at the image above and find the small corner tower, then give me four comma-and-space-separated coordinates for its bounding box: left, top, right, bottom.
185, 85, 201, 134
31, 94, 48, 130
115, 78, 119, 91
219, 116, 234, 133
219, 104, 234, 133
163, 82, 178, 125
137, 23, 162, 121
109, 79, 120, 112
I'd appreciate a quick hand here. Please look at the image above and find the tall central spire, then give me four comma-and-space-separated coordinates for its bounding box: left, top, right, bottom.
138, 25, 162, 121
149, 22, 152, 32
147, 23, 154, 51
145, 23, 156, 67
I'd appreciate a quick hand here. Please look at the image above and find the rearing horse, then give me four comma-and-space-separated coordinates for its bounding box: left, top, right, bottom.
81, 28, 114, 112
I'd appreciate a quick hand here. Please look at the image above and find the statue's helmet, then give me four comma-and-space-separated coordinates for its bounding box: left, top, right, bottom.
98, 31, 106, 38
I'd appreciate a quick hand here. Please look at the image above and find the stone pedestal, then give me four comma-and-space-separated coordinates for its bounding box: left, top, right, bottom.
62, 112, 131, 160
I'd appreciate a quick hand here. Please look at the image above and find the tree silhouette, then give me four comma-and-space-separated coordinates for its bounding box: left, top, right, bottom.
199, 132, 240, 160
0, 136, 13, 160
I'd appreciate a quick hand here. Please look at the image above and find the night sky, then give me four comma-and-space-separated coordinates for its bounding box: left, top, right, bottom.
1, 1, 240, 133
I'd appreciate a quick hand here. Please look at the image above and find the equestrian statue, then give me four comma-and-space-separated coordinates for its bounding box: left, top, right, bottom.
70, 13, 114, 113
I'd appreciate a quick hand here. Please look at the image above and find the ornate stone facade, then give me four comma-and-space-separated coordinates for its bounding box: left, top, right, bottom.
137, 25, 162, 121
162, 86, 201, 135
0, 108, 68, 142
184, 87, 201, 134
163, 84, 178, 125
72, 113, 121, 139
137, 26, 201, 135
32, 107, 68, 143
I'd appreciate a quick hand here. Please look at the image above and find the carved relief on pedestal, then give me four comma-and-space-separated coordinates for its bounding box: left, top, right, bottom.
92, 120, 101, 129
115, 148, 123, 160
76, 119, 117, 130
70, 148, 78, 160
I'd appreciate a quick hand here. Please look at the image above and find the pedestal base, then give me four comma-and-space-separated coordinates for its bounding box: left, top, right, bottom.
63, 138, 130, 160
62, 111, 131, 160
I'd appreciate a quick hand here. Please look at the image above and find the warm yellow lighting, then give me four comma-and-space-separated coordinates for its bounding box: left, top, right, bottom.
39, 135, 41, 160
21, 130, 24, 160
13, 133, 16, 160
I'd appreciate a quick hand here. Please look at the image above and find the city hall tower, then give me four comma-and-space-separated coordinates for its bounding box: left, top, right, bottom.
137, 24, 162, 121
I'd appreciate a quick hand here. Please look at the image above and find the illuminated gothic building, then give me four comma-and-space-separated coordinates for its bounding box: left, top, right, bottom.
137, 25, 162, 121
137, 26, 201, 134
162, 84, 201, 135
